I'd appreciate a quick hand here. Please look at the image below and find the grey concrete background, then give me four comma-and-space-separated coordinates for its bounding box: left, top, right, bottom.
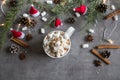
0, 0, 120, 80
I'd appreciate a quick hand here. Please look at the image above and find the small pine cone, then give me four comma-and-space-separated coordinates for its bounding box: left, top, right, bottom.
9, 0, 18, 7
67, 17, 75, 24
54, 0, 62, 4
96, 4, 107, 13
100, 50, 111, 58
19, 17, 37, 27
9, 44, 19, 54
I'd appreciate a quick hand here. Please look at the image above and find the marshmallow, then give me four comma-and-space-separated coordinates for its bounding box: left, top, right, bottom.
75, 12, 81, 17
10, 28, 13, 31
48, 33, 53, 39
46, 0, 53, 4
41, 11, 47, 17
55, 41, 61, 47
46, 46, 50, 50
88, 29, 95, 33
23, 13, 29, 17
111, 5, 116, 10
106, 39, 114, 44
41, 17, 47, 22
41, 28, 45, 34
53, 33, 59, 38
22, 27, 27, 31
113, 15, 119, 21
56, 53, 61, 57
82, 44, 89, 48
44, 39, 48, 45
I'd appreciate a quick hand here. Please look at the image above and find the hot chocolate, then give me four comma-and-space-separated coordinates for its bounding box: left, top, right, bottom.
43, 31, 71, 58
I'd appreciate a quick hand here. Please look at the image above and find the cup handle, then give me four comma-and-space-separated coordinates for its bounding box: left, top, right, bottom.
65, 26, 75, 38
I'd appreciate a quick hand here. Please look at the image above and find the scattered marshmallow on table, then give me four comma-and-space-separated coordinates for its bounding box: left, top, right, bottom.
110, 5, 116, 10
22, 26, 27, 31
110, 5, 119, 21
41, 11, 47, 17
75, 12, 81, 17
82, 44, 89, 48
41, 17, 47, 22
106, 39, 114, 44
40, 28, 45, 34
113, 15, 119, 21
88, 29, 95, 33
46, 0, 53, 4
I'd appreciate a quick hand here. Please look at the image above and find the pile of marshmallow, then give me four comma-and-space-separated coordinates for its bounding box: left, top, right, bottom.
43, 31, 71, 58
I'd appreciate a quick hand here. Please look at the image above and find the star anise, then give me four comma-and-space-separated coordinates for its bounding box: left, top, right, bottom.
85, 35, 94, 42
93, 60, 101, 67
100, 50, 111, 58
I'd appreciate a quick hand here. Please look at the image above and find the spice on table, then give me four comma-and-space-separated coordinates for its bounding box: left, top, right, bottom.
96, 44, 120, 49
10, 37, 29, 48
100, 50, 111, 58
26, 33, 33, 41
9, 44, 19, 54
85, 35, 94, 42
91, 49, 111, 65
93, 60, 102, 67
104, 9, 120, 19
19, 53, 26, 60
67, 17, 75, 24
96, 4, 107, 13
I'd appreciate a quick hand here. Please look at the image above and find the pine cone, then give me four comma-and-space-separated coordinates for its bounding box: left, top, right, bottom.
93, 60, 101, 67
54, 0, 63, 4
67, 17, 75, 24
100, 50, 111, 58
9, 0, 18, 7
85, 35, 94, 42
96, 4, 107, 13
9, 44, 19, 54
19, 17, 37, 27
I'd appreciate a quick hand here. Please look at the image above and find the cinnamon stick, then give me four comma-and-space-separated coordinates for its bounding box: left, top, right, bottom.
10, 37, 29, 48
96, 45, 120, 49
91, 49, 111, 65
104, 9, 120, 19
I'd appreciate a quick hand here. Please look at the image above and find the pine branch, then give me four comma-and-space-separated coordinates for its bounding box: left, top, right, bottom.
0, 0, 24, 49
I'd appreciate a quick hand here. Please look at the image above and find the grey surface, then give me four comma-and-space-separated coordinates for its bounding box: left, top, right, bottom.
1, 0, 120, 80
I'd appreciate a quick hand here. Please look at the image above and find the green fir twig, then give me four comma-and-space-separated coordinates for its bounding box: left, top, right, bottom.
0, 0, 24, 49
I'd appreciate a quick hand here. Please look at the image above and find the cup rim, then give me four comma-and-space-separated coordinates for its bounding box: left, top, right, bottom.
43, 30, 71, 58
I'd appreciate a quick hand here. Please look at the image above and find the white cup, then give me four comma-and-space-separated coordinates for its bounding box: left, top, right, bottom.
43, 27, 75, 58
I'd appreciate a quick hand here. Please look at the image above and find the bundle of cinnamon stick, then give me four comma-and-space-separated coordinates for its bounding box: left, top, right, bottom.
91, 44, 120, 65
